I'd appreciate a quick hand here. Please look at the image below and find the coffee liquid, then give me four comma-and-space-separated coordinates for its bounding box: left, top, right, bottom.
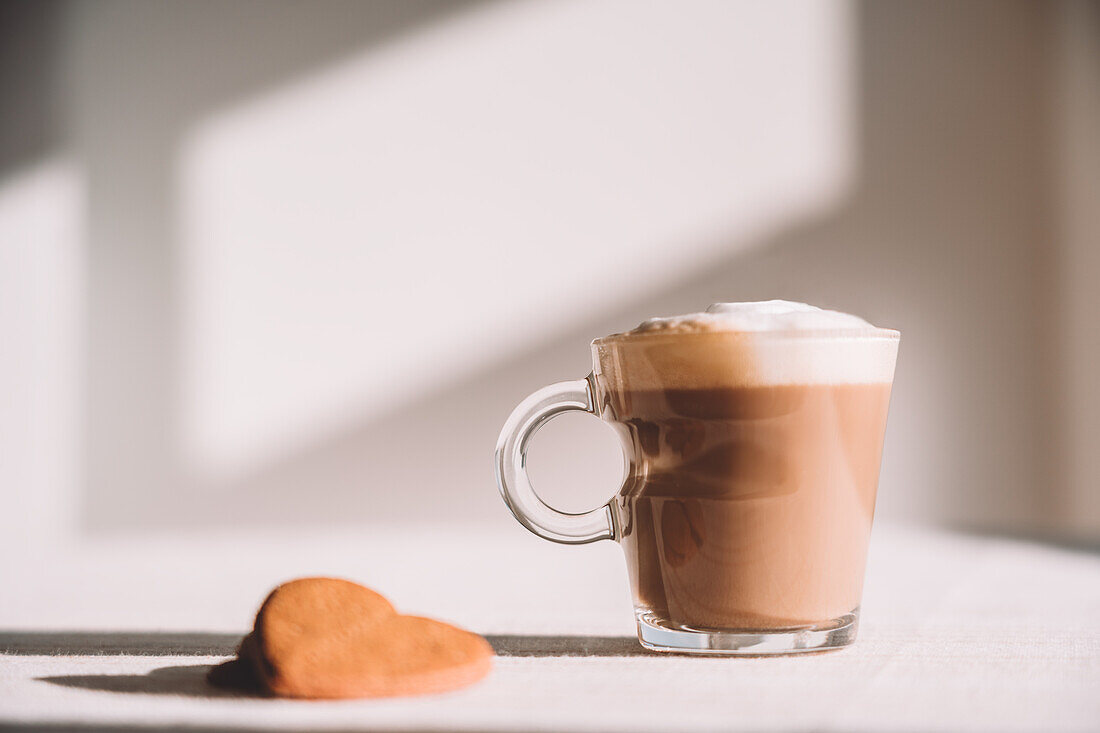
607, 383, 892, 629
590, 303, 898, 634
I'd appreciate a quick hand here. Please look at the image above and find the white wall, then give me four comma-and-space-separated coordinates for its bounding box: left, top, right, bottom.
1, 0, 1096, 546
174, 0, 851, 481
1053, 0, 1100, 537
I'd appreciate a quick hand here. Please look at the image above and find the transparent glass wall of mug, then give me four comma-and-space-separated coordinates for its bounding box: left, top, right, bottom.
496, 328, 899, 654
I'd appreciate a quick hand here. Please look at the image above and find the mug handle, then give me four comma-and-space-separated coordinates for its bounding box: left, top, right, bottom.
495, 377, 619, 544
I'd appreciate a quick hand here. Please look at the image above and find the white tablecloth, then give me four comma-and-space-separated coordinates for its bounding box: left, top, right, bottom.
1, 524, 1098, 731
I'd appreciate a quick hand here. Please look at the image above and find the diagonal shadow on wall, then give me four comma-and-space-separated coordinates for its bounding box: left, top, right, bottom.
2, 1, 1052, 536
96, 0, 1054, 535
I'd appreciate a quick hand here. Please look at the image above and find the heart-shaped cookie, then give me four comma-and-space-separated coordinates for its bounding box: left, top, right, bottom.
210, 577, 492, 699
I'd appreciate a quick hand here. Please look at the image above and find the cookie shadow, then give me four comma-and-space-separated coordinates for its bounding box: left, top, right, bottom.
38, 664, 263, 699
28, 633, 651, 699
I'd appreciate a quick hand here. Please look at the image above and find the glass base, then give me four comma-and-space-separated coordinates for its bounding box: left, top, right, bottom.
635, 608, 859, 655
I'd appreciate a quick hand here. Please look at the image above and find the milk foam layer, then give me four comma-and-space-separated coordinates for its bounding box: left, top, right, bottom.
593, 301, 898, 388
634, 300, 878, 334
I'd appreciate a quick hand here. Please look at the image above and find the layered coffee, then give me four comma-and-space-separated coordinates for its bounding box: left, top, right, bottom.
591, 302, 897, 631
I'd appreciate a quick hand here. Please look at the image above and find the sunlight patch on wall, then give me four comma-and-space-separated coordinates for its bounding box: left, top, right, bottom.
179, 0, 854, 478
0, 157, 84, 544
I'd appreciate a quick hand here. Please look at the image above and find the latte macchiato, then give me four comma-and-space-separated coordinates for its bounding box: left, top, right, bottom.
496, 301, 898, 653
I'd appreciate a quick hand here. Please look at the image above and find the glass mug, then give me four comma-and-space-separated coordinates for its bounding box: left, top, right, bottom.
495, 327, 899, 654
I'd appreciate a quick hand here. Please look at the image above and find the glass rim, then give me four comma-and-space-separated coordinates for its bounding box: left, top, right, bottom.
592, 327, 901, 345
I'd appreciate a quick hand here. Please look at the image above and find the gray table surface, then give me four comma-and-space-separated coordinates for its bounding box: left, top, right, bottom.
2, 524, 1098, 732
